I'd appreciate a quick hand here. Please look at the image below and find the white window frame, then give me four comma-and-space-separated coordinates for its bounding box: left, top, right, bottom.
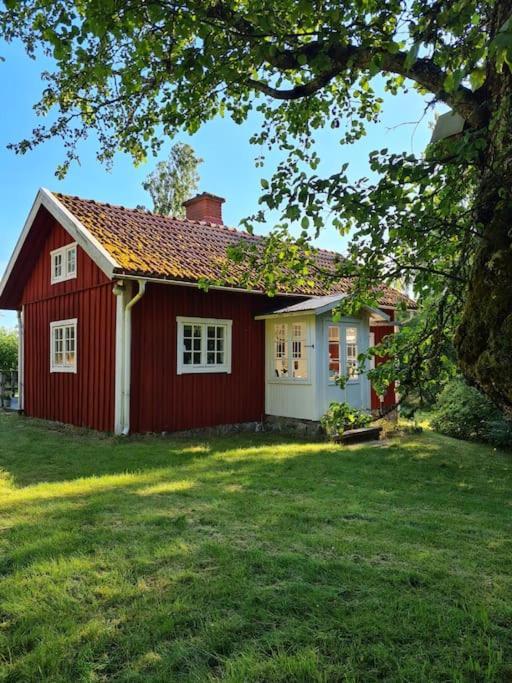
326, 323, 360, 385
50, 318, 78, 373
50, 243, 77, 284
270, 320, 310, 384
345, 326, 360, 382
176, 316, 232, 374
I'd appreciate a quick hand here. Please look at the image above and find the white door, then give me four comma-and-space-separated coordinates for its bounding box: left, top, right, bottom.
324, 321, 364, 410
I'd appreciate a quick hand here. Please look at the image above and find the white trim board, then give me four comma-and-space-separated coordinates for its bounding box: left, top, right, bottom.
0, 188, 120, 304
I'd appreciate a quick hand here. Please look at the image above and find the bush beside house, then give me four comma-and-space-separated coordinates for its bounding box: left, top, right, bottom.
0, 327, 17, 370
431, 378, 512, 448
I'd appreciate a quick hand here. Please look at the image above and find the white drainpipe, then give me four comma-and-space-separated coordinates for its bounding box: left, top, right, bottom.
17, 307, 24, 412
113, 279, 146, 435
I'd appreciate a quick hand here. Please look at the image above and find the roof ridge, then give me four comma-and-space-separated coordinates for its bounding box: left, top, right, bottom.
51, 191, 256, 238
50, 191, 346, 254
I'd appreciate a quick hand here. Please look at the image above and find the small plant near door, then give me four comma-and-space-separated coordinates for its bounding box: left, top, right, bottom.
321, 401, 372, 441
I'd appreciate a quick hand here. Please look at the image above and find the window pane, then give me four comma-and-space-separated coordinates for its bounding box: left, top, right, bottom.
207, 339, 215, 351
193, 325, 201, 338
290, 323, 307, 379
273, 323, 288, 377
328, 326, 340, 381
193, 351, 201, 364
216, 352, 224, 364
53, 254, 62, 278
346, 327, 358, 378
207, 326, 215, 338
183, 351, 192, 365
183, 325, 192, 337
207, 351, 215, 364
65, 326, 75, 365
67, 247, 76, 274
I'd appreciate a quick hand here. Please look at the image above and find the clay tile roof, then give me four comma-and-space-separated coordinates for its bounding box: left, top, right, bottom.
53, 192, 416, 308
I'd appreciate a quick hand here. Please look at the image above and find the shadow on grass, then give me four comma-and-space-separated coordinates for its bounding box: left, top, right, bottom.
1, 413, 511, 680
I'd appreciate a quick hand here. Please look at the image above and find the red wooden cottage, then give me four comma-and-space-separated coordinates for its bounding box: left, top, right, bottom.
0, 189, 413, 434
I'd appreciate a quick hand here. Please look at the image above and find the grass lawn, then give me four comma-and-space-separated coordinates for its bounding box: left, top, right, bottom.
0, 414, 511, 682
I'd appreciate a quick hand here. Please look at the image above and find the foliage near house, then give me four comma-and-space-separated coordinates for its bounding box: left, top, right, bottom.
320, 401, 372, 440
0, 326, 17, 369
1, 413, 511, 681
432, 377, 512, 448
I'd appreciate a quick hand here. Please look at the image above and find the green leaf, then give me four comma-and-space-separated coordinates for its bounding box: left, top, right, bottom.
404, 42, 421, 71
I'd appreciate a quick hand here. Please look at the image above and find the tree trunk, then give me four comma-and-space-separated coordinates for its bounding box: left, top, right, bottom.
455, 0, 512, 416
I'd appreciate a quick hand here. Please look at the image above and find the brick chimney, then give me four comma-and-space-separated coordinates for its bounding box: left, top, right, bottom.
183, 192, 225, 224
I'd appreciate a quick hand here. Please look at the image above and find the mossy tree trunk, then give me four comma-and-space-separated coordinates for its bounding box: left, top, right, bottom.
456, 0, 512, 416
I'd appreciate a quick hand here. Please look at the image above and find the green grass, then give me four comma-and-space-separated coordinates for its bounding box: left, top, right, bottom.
0, 414, 511, 682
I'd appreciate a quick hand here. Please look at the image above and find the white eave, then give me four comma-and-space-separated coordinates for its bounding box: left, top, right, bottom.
0, 188, 120, 303
255, 294, 390, 322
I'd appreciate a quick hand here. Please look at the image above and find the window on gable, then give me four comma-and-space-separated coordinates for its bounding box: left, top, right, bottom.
177, 317, 232, 374
51, 243, 77, 284
273, 321, 308, 380
50, 319, 77, 373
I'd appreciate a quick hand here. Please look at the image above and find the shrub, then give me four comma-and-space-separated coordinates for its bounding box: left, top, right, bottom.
321, 402, 372, 440
0, 327, 18, 370
431, 378, 512, 448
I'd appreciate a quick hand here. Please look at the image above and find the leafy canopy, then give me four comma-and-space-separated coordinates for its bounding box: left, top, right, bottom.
1, 0, 511, 408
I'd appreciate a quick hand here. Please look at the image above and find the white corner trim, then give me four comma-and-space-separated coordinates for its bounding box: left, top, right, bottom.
17, 307, 24, 411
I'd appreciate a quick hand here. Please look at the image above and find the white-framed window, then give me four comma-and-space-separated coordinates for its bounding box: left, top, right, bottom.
50, 319, 77, 373
272, 321, 308, 380
176, 317, 232, 374
51, 243, 77, 284
346, 326, 359, 379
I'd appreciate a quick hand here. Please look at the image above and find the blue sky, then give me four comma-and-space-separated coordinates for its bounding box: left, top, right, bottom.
0, 39, 439, 329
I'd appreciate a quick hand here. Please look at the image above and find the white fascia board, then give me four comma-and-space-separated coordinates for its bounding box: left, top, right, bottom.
255, 304, 389, 322
255, 311, 316, 321
40, 189, 119, 278
0, 188, 120, 303
363, 306, 390, 322
0, 189, 46, 301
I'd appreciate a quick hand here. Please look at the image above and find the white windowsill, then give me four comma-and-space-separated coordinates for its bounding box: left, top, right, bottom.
178, 366, 231, 375
268, 378, 311, 386
51, 272, 77, 285
50, 365, 77, 374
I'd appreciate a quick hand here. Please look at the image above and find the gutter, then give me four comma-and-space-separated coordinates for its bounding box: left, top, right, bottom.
113, 279, 146, 435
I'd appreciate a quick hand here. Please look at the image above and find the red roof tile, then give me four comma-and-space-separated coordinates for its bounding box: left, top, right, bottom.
53, 192, 415, 308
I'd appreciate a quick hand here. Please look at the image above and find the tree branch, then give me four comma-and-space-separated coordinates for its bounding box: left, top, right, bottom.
250, 40, 485, 127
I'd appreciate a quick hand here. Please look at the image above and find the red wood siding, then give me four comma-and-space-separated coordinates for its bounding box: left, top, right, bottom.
130, 284, 268, 433
370, 309, 396, 410
22, 220, 110, 303
21, 217, 116, 431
